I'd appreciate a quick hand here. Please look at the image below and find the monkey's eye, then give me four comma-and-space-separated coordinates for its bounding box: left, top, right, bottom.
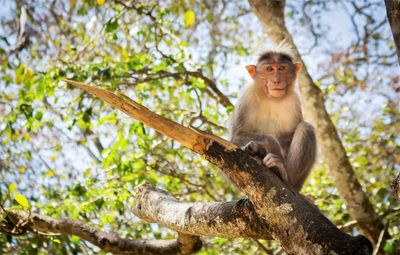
265, 66, 273, 72
278, 65, 286, 71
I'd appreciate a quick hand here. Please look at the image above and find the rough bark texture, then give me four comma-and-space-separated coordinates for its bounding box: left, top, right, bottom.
247, 0, 383, 244
1, 210, 201, 255
385, 0, 400, 67
385, 0, 400, 201
64, 80, 373, 254
133, 183, 271, 239
392, 173, 400, 200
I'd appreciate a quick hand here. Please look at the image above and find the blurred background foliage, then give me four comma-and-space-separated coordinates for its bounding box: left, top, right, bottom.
0, 0, 399, 254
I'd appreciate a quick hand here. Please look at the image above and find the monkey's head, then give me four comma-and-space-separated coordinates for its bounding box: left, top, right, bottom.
246, 52, 302, 98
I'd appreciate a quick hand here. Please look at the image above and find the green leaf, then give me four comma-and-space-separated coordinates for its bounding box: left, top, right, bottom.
192, 79, 206, 89
15, 193, 30, 208
105, 18, 118, 33
15, 64, 26, 84
19, 104, 33, 119
184, 10, 195, 28
35, 111, 43, 121
36, 77, 47, 96
52, 238, 61, 243
9, 182, 16, 194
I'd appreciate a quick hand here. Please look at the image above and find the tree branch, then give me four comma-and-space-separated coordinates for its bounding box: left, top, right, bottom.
63, 79, 372, 254
133, 182, 271, 239
247, 0, 384, 244
0, 209, 201, 255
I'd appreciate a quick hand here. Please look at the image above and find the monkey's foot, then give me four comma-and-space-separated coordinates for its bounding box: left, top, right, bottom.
263, 153, 288, 182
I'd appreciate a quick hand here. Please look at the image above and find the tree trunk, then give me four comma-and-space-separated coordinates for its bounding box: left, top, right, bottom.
385, 0, 400, 67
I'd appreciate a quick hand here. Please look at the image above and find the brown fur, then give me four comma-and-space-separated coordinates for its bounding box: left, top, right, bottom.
229, 52, 317, 191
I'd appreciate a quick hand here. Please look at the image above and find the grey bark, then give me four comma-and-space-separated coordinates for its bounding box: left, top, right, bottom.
202, 142, 372, 255
133, 183, 271, 239
385, 0, 400, 201
392, 173, 400, 200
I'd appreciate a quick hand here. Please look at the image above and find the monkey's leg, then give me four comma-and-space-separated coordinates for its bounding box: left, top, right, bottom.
286, 122, 317, 191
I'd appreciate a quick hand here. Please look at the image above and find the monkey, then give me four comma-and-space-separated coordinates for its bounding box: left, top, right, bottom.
229, 51, 317, 191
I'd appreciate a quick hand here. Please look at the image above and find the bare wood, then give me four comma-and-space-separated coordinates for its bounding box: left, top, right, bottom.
1, 209, 201, 255
64, 79, 372, 254
133, 182, 271, 239
247, 0, 383, 243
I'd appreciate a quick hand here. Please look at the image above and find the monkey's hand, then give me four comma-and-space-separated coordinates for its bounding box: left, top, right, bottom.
263, 153, 289, 183
242, 141, 267, 157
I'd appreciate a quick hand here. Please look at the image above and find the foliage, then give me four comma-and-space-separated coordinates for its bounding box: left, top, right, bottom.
0, 0, 399, 254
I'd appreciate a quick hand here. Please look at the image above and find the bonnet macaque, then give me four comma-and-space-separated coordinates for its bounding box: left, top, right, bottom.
229, 51, 316, 191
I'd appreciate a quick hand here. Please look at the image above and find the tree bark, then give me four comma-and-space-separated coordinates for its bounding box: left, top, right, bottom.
133, 183, 271, 239
392, 173, 400, 200
385, 0, 400, 67
247, 0, 384, 244
1, 209, 201, 255
385, 0, 400, 201
64, 79, 372, 254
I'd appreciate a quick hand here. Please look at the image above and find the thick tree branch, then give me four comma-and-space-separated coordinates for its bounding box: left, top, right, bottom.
64, 79, 372, 254
384, 0, 400, 67
133, 182, 271, 239
0, 209, 201, 255
247, 0, 383, 244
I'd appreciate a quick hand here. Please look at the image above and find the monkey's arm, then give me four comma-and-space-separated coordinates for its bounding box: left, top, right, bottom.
286, 122, 317, 191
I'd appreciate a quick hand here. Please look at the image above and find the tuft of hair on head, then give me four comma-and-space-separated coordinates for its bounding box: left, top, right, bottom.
270, 40, 294, 56
257, 40, 296, 64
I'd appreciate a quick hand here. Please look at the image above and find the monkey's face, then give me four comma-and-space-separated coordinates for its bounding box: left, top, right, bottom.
256, 63, 294, 98
246, 60, 302, 99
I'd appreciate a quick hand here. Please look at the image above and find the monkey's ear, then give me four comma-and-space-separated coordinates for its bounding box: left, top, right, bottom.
245, 65, 257, 79
294, 62, 302, 74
